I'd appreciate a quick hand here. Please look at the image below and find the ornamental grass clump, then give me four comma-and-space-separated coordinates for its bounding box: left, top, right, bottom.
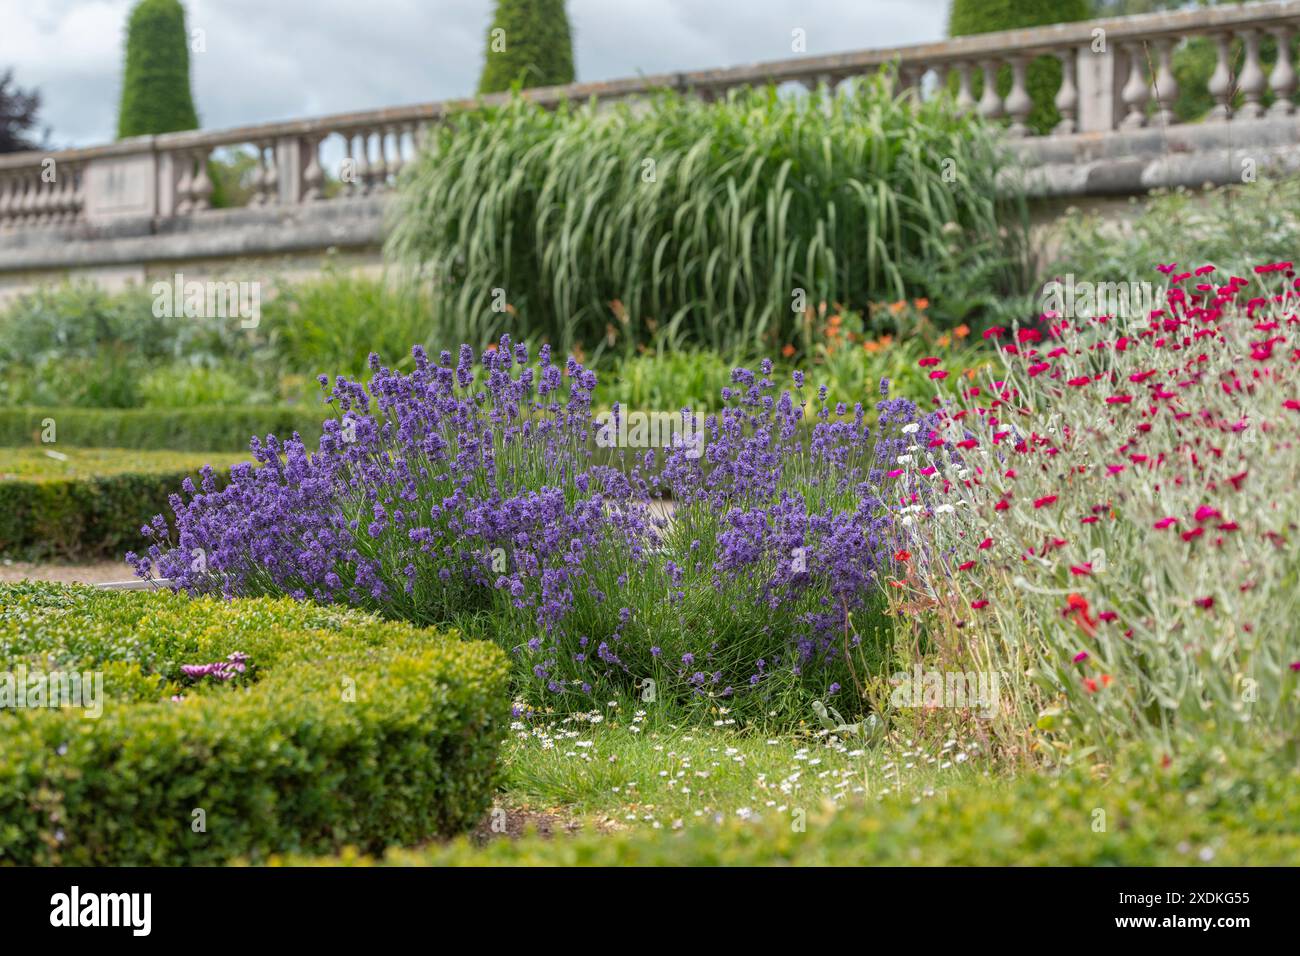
888, 262, 1300, 756
133, 342, 926, 724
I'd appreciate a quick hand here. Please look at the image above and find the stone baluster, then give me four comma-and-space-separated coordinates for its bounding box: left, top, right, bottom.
1005, 57, 1032, 136
301, 133, 325, 201
175, 152, 195, 215
29, 172, 48, 225
1054, 49, 1078, 134
977, 59, 1003, 120
349, 130, 370, 196
1208, 32, 1235, 121
387, 126, 406, 182
1150, 38, 1180, 126
1268, 26, 1296, 116
371, 128, 389, 192
190, 149, 213, 212
1120, 43, 1150, 129
69, 163, 85, 222
953, 62, 975, 115
0, 173, 11, 229
261, 141, 278, 205
1237, 29, 1266, 119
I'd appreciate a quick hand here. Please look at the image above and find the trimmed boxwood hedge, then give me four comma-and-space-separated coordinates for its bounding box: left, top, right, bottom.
0, 449, 246, 561
0, 406, 327, 452
287, 748, 1300, 867
0, 583, 510, 865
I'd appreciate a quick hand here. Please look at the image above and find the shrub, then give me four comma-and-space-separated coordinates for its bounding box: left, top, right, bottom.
261, 270, 438, 378
889, 261, 1300, 754
0, 281, 277, 409
132, 339, 927, 724
116, 0, 199, 138
284, 746, 1300, 866
1048, 177, 1300, 285
478, 0, 575, 94
0, 406, 326, 451
388, 82, 1028, 358
0, 448, 246, 560
0, 583, 509, 865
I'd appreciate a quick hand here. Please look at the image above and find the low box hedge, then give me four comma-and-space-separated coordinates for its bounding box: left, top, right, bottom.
0, 583, 510, 865
0, 405, 327, 452
0, 448, 248, 561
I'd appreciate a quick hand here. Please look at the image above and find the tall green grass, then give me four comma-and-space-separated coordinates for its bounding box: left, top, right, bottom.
388, 76, 1030, 360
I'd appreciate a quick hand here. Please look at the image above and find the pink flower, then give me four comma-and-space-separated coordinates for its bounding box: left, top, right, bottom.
1194, 596, 1214, 610
1154, 517, 1177, 529
929, 370, 949, 380
971, 600, 990, 610
1193, 505, 1222, 523
918, 357, 941, 368
1073, 651, 1089, 663
1033, 495, 1058, 509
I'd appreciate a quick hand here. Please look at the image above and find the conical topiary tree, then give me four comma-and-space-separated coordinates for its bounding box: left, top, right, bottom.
948, 0, 1092, 135
478, 0, 575, 94
116, 0, 199, 138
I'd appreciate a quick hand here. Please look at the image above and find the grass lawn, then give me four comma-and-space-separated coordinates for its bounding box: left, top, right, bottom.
280, 706, 1300, 866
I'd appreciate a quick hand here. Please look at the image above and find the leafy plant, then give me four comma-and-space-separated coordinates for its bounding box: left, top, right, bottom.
388, 80, 1029, 359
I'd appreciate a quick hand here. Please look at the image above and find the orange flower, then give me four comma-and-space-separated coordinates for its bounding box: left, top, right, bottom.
782, 343, 796, 358
864, 340, 881, 354
913, 298, 929, 310
938, 334, 951, 348
888, 300, 907, 315
828, 314, 843, 327
954, 323, 970, 339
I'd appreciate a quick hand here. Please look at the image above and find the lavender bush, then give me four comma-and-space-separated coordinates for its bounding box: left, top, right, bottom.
131, 339, 927, 724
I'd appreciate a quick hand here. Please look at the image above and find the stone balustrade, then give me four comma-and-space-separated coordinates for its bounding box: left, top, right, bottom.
2, 0, 1299, 279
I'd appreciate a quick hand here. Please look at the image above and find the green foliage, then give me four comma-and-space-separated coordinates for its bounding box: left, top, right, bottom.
0, 281, 279, 408
389, 82, 1028, 359
0, 406, 327, 452
0, 448, 246, 560
0, 584, 509, 865
947, 0, 1092, 136
287, 745, 1300, 866
116, 0, 200, 138
1047, 177, 1300, 281
262, 271, 437, 377
478, 0, 576, 94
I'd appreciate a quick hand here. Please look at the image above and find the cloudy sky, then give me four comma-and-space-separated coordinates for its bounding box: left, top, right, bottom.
1, 0, 950, 149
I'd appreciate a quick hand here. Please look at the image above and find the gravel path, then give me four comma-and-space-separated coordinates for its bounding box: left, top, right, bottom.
0, 560, 138, 585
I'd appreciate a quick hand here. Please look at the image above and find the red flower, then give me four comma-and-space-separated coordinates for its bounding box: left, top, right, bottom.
1154, 517, 1177, 529
1194, 596, 1214, 609
978, 537, 993, 550
918, 357, 941, 368
1106, 395, 1133, 404
1193, 505, 1221, 523
958, 560, 975, 571
971, 600, 990, 610
1033, 495, 1058, 508
1182, 527, 1204, 542
929, 370, 949, 380
1073, 651, 1089, 662
1070, 564, 1092, 576
894, 549, 911, 562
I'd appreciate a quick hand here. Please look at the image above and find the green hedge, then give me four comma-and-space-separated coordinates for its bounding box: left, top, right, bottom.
0, 584, 510, 865
287, 748, 1300, 867
0, 449, 246, 560
0, 405, 327, 452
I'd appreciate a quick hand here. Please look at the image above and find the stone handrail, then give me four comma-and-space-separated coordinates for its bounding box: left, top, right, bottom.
2, 0, 1299, 233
